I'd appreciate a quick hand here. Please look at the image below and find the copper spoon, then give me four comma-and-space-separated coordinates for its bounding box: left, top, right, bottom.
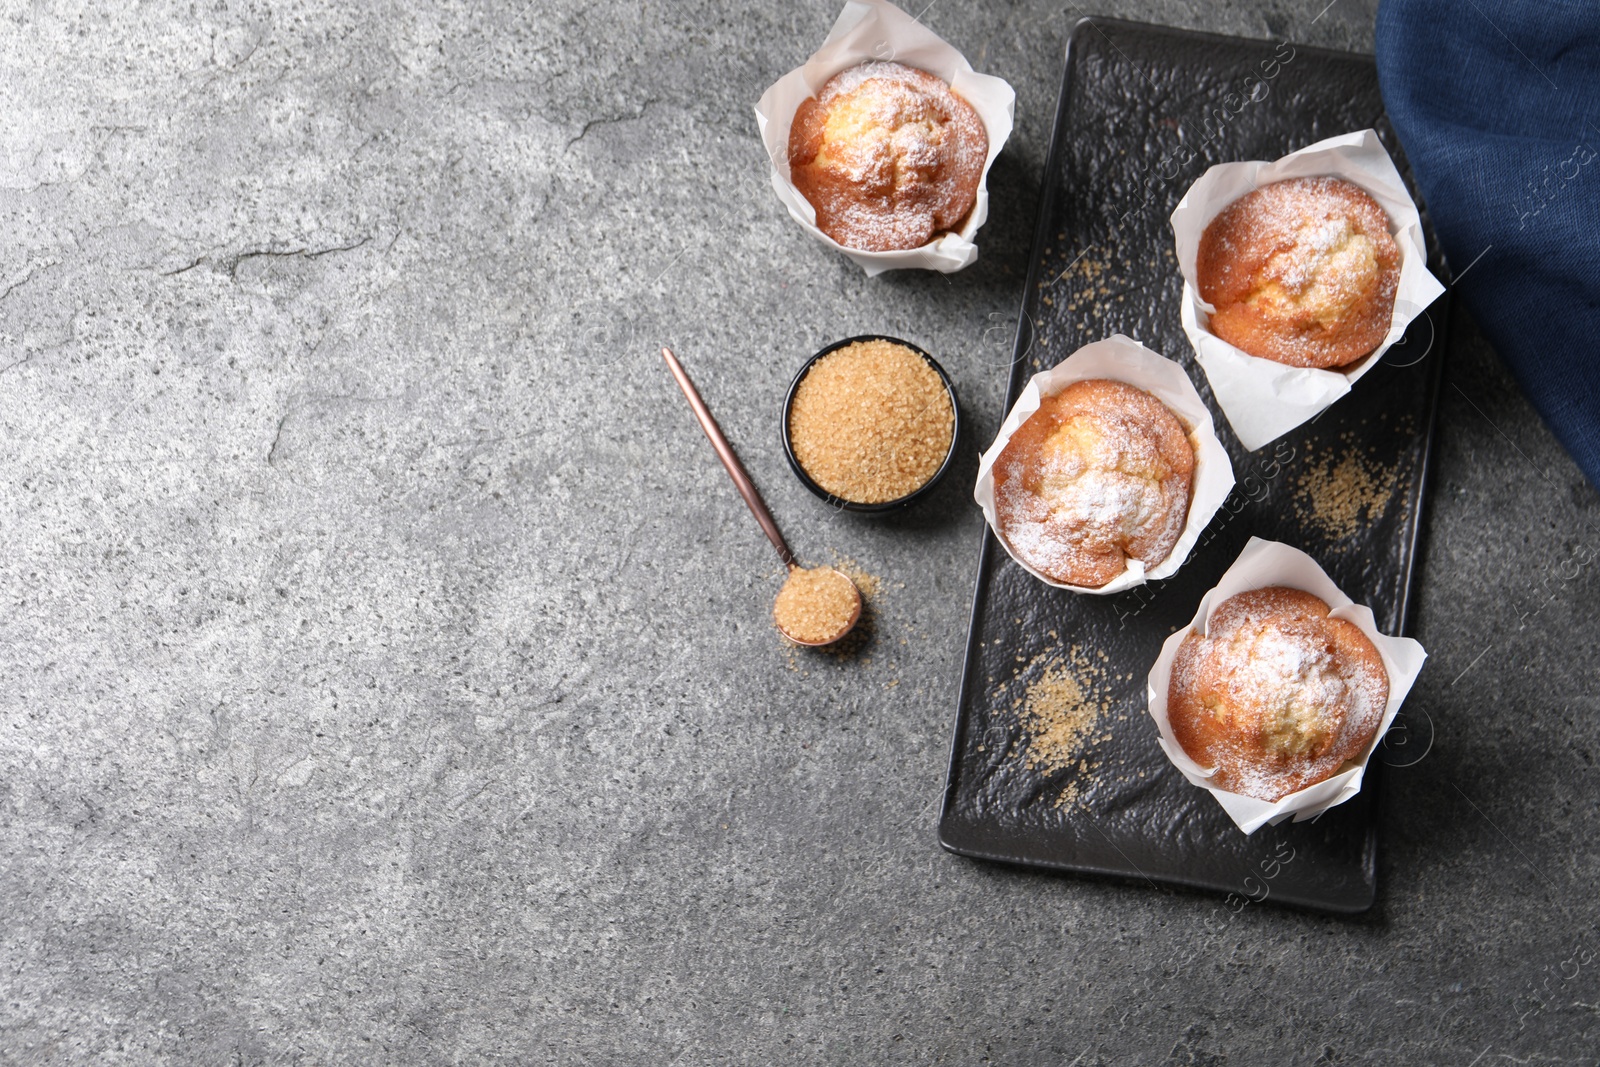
661, 346, 862, 647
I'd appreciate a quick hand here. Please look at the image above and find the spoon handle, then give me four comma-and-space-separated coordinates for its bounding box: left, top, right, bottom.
661, 347, 796, 568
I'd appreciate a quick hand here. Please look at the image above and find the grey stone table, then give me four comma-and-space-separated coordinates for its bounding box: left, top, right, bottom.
2, 2, 1596, 1063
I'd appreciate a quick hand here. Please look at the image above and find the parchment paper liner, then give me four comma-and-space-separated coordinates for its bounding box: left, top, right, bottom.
1170, 129, 1447, 451
754, 0, 1016, 276
1145, 537, 1428, 834
973, 335, 1236, 595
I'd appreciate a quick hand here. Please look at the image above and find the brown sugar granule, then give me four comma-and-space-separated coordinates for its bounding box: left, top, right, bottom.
788, 340, 955, 504
827, 555, 884, 602
840, 565, 882, 602
1296, 449, 1398, 543
773, 566, 859, 645
1019, 652, 1112, 778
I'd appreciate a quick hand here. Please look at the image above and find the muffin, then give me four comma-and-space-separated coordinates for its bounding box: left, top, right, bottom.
993, 379, 1194, 588
1167, 586, 1389, 802
1197, 176, 1400, 369
788, 61, 987, 252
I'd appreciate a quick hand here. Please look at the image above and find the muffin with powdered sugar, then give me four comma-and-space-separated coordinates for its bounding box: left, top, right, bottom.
788, 61, 987, 252
992, 378, 1196, 589
1166, 585, 1390, 802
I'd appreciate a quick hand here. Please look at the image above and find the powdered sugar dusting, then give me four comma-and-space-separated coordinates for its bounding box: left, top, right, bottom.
820, 60, 928, 101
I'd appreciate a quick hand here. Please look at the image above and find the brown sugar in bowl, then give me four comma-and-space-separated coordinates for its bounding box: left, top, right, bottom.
782, 335, 960, 513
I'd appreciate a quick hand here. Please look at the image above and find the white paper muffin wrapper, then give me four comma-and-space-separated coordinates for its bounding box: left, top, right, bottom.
753, 0, 1016, 276
1170, 129, 1447, 451
1145, 537, 1428, 835
973, 335, 1236, 595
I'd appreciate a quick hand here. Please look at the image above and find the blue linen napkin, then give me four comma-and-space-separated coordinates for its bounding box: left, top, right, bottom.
1375, 0, 1600, 489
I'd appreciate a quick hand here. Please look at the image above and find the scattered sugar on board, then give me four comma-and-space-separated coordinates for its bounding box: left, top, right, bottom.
1295, 438, 1400, 544
1001, 646, 1116, 809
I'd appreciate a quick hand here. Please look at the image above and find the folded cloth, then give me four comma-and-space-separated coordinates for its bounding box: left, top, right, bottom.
1376, 0, 1600, 490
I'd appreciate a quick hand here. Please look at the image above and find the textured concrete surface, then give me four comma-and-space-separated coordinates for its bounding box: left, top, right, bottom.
2, 1, 1596, 1063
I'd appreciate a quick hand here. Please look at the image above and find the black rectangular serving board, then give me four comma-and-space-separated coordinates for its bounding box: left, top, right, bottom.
937, 18, 1450, 913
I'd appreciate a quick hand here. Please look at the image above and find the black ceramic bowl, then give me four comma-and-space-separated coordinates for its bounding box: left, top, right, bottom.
781, 334, 961, 514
